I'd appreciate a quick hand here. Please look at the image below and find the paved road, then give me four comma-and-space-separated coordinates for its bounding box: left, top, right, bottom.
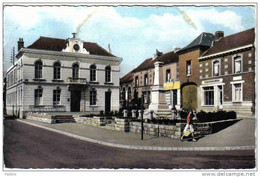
3, 119, 255, 169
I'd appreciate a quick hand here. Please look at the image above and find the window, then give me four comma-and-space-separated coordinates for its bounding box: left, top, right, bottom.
90, 64, 96, 81
53, 88, 61, 105
35, 60, 42, 79
105, 66, 111, 82
90, 89, 97, 105
204, 87, 214, 105
35, 87, 43, 106
186, 60, 191, 76
53, 62, 61, 79
234, 56, 242, 73
135, 76, 139, 87
72, 63, 79, 78
144, 74, 148, 86
128, 87, 131, 100
166, 69, 171, 82
213, 60, 220, 76
234, 84, 242, 102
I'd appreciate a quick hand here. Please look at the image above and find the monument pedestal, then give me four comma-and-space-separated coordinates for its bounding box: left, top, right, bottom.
144, 61, 172, 119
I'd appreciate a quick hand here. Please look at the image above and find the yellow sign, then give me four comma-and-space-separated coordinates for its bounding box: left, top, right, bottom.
163, 81, 180, 90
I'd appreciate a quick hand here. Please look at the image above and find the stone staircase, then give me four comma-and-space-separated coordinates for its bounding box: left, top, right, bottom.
52, 115, 76, 123
224, 104, 255, 119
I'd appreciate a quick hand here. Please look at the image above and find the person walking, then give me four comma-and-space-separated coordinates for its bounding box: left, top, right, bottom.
180, 110, 197, 142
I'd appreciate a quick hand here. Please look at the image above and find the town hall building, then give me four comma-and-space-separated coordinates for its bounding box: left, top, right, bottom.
6, 33, 122, 118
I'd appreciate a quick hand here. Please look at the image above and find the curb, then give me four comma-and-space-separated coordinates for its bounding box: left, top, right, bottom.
17, 119, 255, 152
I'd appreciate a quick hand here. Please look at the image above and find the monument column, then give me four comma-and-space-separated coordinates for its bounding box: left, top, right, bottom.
148, 61, 169, 112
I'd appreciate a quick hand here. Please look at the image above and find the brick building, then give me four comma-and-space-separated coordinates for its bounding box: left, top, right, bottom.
198, 28, 255, 118
6, 34, 122, 118
177, 32, 215, 110
120, 50, 179, 110
120, 69, 135, 108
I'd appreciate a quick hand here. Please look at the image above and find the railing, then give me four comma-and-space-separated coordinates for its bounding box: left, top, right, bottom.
67, 77, 87, 84
29, 105, 66, 112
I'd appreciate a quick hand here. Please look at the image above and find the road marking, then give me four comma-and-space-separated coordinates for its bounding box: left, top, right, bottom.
17, 119, 255, 152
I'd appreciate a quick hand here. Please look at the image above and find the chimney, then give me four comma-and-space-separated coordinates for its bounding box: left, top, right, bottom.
215, 31, 224, 41
173, 46, 181, 52
72, 32, 77, 38
17, 38, 24, 51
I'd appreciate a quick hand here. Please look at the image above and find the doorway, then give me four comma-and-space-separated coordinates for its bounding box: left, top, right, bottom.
172, 90, 177, 108
105, 91, 111, 114
182, 84, 197, 110
71, 91, 81, 112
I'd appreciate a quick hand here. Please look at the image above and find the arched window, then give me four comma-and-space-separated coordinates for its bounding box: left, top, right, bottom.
128, 87, 131, 100
105, 66, 111, 82
90, 64, 96, 81
35, 60, 43, 79
53, 61, 61, 79
122, 87, 126, 101
90, 88, 97, 105
72, 63, 79, 78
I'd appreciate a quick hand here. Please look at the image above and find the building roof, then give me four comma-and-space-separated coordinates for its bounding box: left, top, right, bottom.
27, 36, 115, 57
202, 28, 255, 57
120, 69, 136, 84
134, 51, 179, 73
178, 32, 215, 52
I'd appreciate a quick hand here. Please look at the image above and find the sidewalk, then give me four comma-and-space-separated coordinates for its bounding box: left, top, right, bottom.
17, 118, 255, 151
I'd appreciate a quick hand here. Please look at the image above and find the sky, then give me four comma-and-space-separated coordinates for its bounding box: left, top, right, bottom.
3, 5, 255, 77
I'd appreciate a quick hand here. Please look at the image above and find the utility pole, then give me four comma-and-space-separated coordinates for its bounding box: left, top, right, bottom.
141, 94, 144, 140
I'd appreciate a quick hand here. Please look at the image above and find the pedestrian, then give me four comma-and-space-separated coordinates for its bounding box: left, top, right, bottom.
180, 109, 197, 142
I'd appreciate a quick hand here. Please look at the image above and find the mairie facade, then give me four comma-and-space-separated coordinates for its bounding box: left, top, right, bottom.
6, 34, 122, 118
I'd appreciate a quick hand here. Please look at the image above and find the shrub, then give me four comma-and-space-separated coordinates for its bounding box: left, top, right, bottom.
196, 110, 237, 122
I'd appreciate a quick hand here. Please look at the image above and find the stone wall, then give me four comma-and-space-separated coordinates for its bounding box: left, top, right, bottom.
114, 118, 131, 132
130, 121, 214, 139
130, 122, 181, 138
74, 116, 106, 127
26, 112, 55, 124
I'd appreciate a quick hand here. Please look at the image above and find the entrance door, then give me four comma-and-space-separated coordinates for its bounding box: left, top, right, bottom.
71, 91, 81, 112
105, 91, 111, 114
172, 90, 177, 108
182, 85, 197, 110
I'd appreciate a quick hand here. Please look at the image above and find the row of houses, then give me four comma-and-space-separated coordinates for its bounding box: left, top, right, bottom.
5, 34, 122, 118
120, 28, 255, 118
